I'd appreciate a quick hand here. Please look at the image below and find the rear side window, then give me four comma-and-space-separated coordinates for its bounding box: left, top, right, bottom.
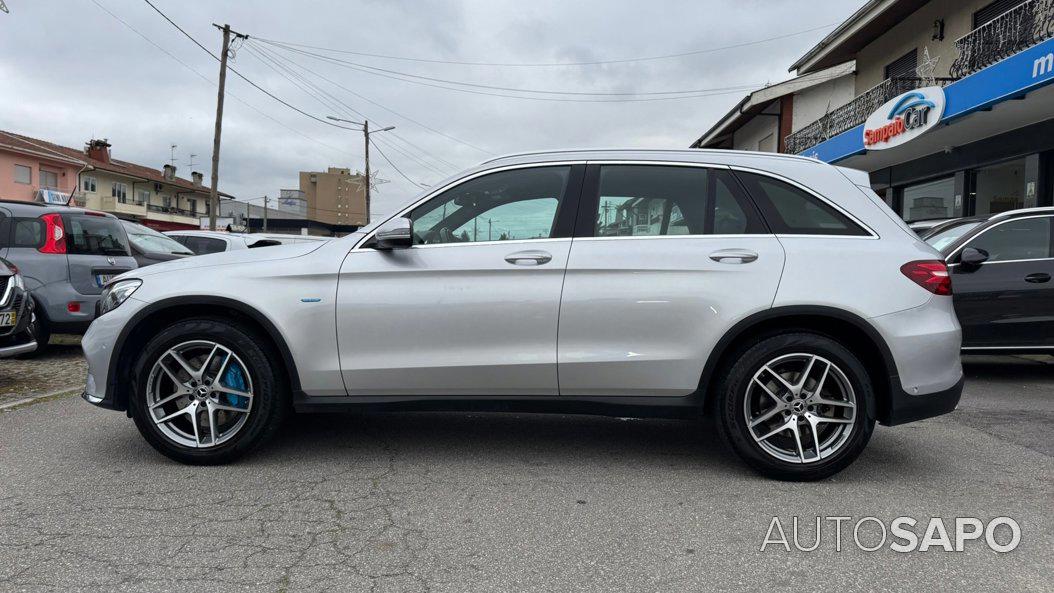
11, 218, 45, 248
65, 215, 130, 256
735, 172, 869, 236
183, 236, 227, 254
594, 165, 765, 237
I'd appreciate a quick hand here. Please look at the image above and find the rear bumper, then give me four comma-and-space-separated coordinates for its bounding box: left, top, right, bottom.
882, 375, 964, 426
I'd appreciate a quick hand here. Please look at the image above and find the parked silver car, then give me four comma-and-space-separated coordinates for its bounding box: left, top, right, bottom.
81, 149, 963, 480
0, 200, 137, 351
165, 230, 328, 255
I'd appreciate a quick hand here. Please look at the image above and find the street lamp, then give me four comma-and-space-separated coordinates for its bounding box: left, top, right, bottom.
327, 116, 395, 225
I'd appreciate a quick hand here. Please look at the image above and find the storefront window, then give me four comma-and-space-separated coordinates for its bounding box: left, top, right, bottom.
971, 158, 1026, 216
902, 177, 955, 222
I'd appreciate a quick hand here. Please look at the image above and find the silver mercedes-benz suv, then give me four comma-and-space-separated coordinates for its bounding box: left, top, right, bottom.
81, 149, 963, 480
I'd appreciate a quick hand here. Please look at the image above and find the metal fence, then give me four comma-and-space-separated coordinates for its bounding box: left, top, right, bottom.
950, 0, 1054, 78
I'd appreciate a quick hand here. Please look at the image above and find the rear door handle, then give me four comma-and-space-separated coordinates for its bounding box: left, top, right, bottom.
1025, 272, 1051, 283
504, 250, 552, 266
709, 249, 758, 264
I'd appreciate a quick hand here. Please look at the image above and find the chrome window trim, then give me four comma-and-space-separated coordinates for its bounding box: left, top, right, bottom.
946, 214, 1054, 262
346, 237, 572, 252
353, 160, 584, 251
573, 234, 773, 242
727, 165, 880, 239
962, 345, 1054, 350
948, 256, 1054, 267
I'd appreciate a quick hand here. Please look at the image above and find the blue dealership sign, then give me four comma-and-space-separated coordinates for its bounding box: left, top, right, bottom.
803, 36, 1054, 163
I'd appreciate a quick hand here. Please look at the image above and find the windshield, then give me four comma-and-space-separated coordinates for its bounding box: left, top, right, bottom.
65, 214, 130, 256
926, 221, 982, 252
125, 224, 194, 255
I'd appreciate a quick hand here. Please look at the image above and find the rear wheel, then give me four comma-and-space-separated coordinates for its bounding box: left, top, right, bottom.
715, 332, 875, 481
129, 318, 289, 464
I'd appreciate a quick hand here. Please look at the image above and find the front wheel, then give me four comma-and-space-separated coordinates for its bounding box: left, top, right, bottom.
716, 332, 875, 481
129, 318, 289, 464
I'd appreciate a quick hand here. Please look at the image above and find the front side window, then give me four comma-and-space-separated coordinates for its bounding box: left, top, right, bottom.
735, 172, 869, 236
965, 217, 1052, 262
595, 165, 763, 237
409, 166, 570, 245
13, 164, 31, 185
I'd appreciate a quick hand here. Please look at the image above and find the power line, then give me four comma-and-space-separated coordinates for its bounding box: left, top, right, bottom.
242, 42, 452, 178
88, 0, 361, 162
254, 23, 838, 68
243, 39, 493, 155
140, 0, 356, 131
257, 40, 764, 100
370, 138, 427, 188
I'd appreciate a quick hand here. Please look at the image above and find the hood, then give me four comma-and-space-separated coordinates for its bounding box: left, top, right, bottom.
116, 241, 327, 281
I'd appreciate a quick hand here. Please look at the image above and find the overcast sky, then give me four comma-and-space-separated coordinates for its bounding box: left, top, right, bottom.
0, 0, 861, 218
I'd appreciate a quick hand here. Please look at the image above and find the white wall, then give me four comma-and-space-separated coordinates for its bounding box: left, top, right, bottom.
791, 74, 857, 132
731, 104, 779, 151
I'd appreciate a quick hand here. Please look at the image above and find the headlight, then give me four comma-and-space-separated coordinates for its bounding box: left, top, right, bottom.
10, 273, 24, 290
99, 279, 142, 315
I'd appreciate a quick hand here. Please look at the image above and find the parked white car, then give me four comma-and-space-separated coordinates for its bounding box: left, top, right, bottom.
82, 149, 963, 480
164, 230, 328, 255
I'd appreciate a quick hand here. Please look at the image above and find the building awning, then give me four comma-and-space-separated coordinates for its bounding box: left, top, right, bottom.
801, 36, 1054, 167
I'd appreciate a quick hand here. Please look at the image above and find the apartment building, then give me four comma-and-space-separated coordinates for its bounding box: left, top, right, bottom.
693, 0, 1054, 222
299, 167, 367, 227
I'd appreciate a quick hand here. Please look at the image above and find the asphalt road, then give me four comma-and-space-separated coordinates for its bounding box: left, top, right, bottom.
0, 355, 1051, 592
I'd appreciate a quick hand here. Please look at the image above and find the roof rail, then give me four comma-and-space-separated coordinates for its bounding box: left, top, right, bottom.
989, 206, 1054, 220
478, 147, 821, 166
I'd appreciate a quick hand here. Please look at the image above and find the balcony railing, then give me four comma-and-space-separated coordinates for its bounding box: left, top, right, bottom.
147, 204, 198, 218
784, 76, 957, 155
950, 0, 1054, 78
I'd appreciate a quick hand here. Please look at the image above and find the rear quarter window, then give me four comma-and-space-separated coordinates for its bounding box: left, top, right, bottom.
734, 172, 869, 236
64, 214, 131, 256
11, 218, 45, 248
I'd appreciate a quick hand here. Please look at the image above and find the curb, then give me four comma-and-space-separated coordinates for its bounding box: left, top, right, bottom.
0, 386, 81, 411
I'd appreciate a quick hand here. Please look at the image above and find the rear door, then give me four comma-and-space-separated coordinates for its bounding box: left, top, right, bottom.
62, 212, 137, 295
951, 215, 1054, 348
557, 163, 785, 396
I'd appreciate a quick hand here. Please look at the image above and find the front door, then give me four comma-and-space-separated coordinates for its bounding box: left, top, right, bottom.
336, 164, 583, 396
558, 164, 785, 396
952, 215, 1054, 348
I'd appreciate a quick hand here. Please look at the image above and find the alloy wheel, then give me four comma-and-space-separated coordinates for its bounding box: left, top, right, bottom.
743, 353, 857, 464
145, 340, 254, 448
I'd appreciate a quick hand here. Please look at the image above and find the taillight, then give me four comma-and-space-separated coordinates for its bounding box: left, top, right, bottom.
39, 213, 67, 254
900, 260, 952, 295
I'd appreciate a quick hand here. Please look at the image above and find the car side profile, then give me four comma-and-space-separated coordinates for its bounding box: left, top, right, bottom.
81, 149, 964, 480
935, 207, 1054, 353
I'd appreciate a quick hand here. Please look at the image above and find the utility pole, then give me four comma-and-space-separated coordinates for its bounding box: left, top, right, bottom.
262, 195, 269, 231
327, 116, 394, 225
208, 23, 247, 231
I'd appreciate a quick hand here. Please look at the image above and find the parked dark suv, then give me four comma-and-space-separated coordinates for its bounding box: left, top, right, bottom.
0, 256, 36, 358
0, 200, 137, 351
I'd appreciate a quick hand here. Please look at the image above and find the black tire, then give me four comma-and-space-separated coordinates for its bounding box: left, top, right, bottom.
128, 317, 290, 464
714, 332, 875, 481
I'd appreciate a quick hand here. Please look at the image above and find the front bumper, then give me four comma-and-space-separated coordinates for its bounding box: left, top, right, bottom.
0, 285, 36, 358
81, 296, 147, 410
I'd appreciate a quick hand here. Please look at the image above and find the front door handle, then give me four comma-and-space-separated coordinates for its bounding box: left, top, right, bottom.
709, 248, 758, 264
1025, 272, 1051, 283
504, 250, 552, 266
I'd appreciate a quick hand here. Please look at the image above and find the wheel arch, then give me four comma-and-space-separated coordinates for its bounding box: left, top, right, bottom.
107, 296, 302, 413
699, 306, 900, 422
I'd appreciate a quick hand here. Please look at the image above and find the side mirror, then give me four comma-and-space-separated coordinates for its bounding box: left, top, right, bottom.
959, 247, 989, 268
374, 217, 413, 250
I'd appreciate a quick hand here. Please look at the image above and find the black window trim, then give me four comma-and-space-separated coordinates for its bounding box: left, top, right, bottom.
728, 165, 879, 239
354, 161, 586, 250
947, 214, 1054, 266
573, 160, 772, 240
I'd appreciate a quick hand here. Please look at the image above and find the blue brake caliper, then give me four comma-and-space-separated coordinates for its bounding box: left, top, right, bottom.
221, 363, 249, 409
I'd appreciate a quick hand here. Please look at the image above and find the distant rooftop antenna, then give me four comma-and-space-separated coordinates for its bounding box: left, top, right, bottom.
188, 153, 198, 171
0, 1, 9, 14
169, 144, 178, 167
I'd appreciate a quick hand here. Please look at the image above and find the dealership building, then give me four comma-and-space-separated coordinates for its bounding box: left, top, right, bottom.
693, 0, 1054, 223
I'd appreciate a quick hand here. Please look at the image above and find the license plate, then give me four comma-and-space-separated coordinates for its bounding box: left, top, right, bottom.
0, 312, 15, 327
95, 274, 116, 287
